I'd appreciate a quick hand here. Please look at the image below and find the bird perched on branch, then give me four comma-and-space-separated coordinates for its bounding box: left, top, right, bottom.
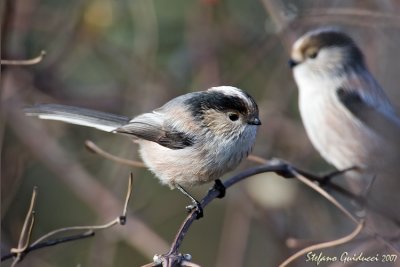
289, 28, 400, 245
24, 86, 261, 219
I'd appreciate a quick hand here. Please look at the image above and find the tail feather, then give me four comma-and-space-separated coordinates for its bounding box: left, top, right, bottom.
24, 104, 130, 132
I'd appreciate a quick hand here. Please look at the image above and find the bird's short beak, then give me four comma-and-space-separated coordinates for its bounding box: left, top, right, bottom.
288, 59, 299, 68
248, 117, 261, 126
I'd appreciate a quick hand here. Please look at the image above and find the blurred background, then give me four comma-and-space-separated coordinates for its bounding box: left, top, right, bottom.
2, 0, 400, 266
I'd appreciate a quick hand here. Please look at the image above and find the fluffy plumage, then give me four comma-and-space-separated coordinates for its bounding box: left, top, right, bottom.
25, 86, 260, 188
290, 28, 400, 172
290, 28, 400, 247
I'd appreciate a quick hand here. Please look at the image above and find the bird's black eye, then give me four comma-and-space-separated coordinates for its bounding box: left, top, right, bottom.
228, 112, 239, 121
308, 51, 318, 59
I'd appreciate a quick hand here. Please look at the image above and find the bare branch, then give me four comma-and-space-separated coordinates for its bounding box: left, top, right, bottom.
1, 232, 95, 262
85, 140, 146, 168
1, 51, 46, 66
121, 173, 134, 224
9, 187, 38, 266
141, 160, 291, 266
144, 157, 399, 266
279, 167, 400, 266
291, 168, 360, 224
2, 174, 133, 264
279, 222, 365, 267
276, 167, 365, 267
250, 156, 362, 202
247, 154, 268, 164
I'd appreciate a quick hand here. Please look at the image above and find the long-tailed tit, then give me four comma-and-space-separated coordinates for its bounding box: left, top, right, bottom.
289, 29, 400, 242
289, 28, 400, 177
25, 86, 261, 218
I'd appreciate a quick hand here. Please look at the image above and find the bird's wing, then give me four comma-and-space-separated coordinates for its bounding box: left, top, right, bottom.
114, 113, 195, 149
336, 75, 400, 142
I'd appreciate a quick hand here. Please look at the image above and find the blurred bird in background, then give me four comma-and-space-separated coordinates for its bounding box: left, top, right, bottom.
289, 28, 400, 249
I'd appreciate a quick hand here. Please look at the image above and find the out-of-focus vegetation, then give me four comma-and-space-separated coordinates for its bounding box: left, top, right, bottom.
1, 0, 400, 266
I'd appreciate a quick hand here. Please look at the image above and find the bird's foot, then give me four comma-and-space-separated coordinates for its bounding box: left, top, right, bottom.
186, 201, 203, 219
212, 179, 226, 198
176, 184, 204, 219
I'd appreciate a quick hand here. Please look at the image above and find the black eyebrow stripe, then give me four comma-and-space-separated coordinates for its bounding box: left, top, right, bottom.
311, 31, 356, 48
185, 91, 250, 118
303, 30, 365, 67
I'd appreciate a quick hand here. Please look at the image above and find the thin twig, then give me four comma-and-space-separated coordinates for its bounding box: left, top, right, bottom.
30, 173, 133, 246
1, 51, 46, 66
146, 157, 398, 266
121, 173, 134, 224
2, 174, 133, 264
140, 161, 289, 266
276, 167, 365, 267
85, 140, 146, 168
9, 187, 38, 266
30, 218, 121, 248
279, 168, 400, 266
291, 168, 359, 224
279, 222, 364, 267
250, 157, 400, 236
247, 154, 268, 164
1, 232, 94, 261
249, 156, 362, 203
168, 161, 287, 256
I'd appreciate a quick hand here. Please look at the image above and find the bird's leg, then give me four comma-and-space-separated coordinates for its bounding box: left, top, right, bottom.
211, 179, 226, 198
176, 184, 203, 219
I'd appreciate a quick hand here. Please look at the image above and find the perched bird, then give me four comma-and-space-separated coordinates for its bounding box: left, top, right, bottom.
289, 28, 400, 246
289, 28, 400, 175
24, 86, 261, 218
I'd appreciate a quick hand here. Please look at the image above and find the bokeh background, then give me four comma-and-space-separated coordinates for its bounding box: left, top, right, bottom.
2, 0, 400, 266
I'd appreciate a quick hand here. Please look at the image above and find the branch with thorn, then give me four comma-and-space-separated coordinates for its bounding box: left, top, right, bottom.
1, 174, 133, 265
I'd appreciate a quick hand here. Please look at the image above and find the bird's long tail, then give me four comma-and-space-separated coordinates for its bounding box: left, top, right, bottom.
24, 104, 130, 132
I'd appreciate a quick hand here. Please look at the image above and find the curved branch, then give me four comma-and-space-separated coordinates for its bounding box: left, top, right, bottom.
279, 222, 364, 267
145, 157, 398, 266
141, 160, 290, 266
1, 174, 133, 263
1, 50, 46, 65
169, 161, 287, 255
85, 140, 146, 168
9, 187, 38, 266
